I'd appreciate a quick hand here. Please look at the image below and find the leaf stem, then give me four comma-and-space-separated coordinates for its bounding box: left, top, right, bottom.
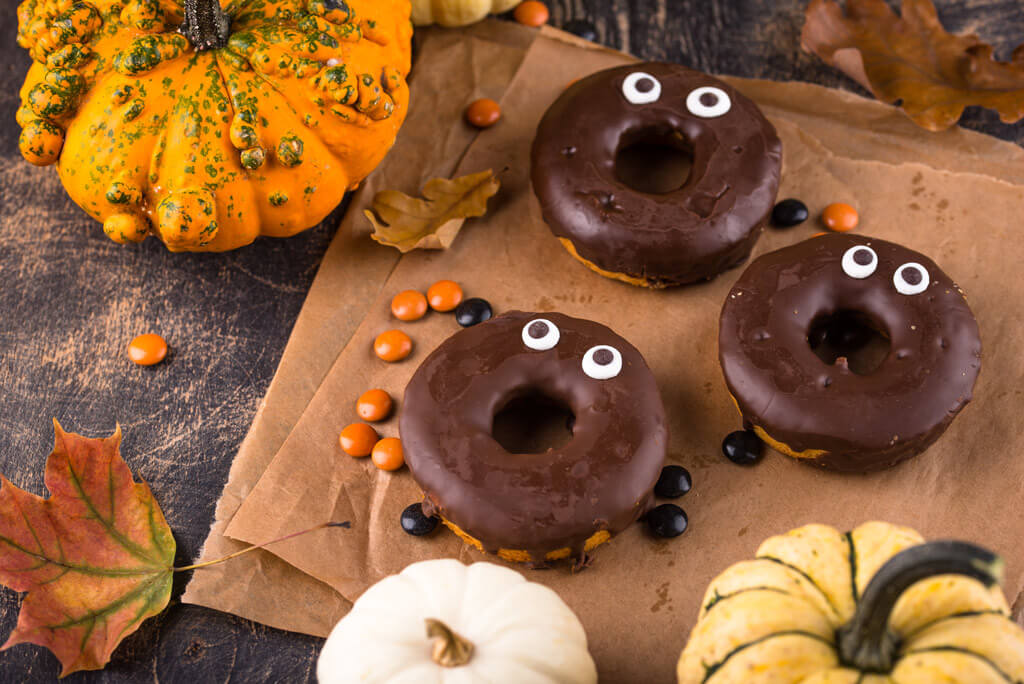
172, 521, 351, 572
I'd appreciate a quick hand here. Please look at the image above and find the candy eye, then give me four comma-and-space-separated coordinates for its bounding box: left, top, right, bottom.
893, 262, 930, 295
522, 319, 560, 350
841, 245, 878, 279
686, 86, 731, 118
622, 72, 661, 105
582, 345, 622, 380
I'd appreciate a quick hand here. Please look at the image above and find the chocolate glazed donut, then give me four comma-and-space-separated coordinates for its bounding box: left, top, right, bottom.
400, 311, 667, 567
531, 62, 782, 288
719, 234, 981, 472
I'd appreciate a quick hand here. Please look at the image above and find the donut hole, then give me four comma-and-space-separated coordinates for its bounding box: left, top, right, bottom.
492, 392, 575, 454
614, 127, 693, 194
807, 310, 891, 376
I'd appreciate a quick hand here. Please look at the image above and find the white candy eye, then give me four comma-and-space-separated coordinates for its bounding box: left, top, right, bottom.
841, 245, 878, 279
686, 86, 731, 118
893, 262, 930, 295
622, 72, 661, 105
582, 345, 622, 380
522, 319, 560, 350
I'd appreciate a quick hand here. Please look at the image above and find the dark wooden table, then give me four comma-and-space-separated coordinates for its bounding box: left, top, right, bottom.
1, 1, 1020, 680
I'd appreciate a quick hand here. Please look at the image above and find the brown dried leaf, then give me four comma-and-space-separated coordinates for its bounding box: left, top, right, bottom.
802, 0, 1024, 131
365, 170, 500, 252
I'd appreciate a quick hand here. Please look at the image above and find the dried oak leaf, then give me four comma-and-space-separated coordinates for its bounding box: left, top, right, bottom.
802, 0, 1024, 131
366, 170, 500, 252
0, 421, 175, 677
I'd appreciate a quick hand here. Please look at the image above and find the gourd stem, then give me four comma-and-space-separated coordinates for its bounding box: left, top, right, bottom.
836, 540, 1003, 673
180, 0, 231, 51
425, 618, 474, 668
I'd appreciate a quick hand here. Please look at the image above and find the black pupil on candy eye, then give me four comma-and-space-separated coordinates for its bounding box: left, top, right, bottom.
593, 349, 614, 365
902, 267, 923, 285
699, 92, 718, 107
528, 322, 549, 339
853, 249, 873, 266
635, 78, 655, 93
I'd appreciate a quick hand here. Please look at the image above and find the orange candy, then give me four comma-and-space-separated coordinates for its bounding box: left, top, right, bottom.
822, 203, 859, 232
339, 423, 379, 457
127, 334, 168, 366
465, 98, 502, 129
514, 1, 549, 27
427, 280, 463, 312
374, 330, 413, 362
371, 437, 405, 471
391, 290, 428, 321
357, 389, 394, 422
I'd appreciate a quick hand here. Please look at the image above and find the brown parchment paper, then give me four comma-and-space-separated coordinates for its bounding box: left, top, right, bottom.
194, 22, 1024, 682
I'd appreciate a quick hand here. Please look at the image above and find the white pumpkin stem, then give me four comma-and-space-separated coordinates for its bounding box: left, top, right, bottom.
836, 540, 1003, 673
425, 618, 474, 668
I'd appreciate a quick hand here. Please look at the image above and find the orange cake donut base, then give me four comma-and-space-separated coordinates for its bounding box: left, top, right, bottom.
729, 395, 827, 461
559, 238, 660, 289
442, 516, 612, 564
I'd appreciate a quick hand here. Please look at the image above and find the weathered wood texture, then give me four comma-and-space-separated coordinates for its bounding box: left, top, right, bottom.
0, 1, 1021, 681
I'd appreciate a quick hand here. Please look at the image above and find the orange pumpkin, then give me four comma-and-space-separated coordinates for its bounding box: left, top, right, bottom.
16, 0, 412, 251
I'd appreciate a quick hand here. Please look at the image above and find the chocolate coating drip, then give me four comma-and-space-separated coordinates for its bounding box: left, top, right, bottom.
531, 62, 782, 286
719, 234, 981, 471
400, 311, 668, 561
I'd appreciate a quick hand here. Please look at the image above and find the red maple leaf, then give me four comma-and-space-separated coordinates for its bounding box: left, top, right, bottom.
0, 421, 175, 676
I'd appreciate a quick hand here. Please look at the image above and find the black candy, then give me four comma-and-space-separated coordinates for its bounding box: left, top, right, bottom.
455, 298, 493, 327
771, 199, 809, 228
400, 503, 439, 536
654, 465, 692, 499
722, 429, 764, 465
647, 504, 688, 538
563, 19, 597, 42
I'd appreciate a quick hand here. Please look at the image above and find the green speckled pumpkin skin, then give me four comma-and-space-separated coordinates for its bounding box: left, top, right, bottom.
16, 0, 412, 252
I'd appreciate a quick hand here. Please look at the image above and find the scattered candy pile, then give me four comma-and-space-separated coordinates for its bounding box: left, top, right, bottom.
770, 197, 860, 234
390, 290, 428, 321
372, 438, 405, 471
822, 202, 859, 232
646, 465, 692, 538
426, 280, 464, 312
127, 333, 168, 366
374, 330, 413, 362
514, 1, 549, 27
722, 429, 765, 466
465, 98, 502, 129
339, 422, 380, 458
400, 503, 438, 536
357, 389, 393, 422
341, 281, 495, 479
770, 198, 808, 228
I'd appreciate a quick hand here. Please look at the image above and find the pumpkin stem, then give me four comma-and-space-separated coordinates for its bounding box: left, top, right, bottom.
836, 540, 1003, 673
180, 0, 231, 51
425, 618, 474, 668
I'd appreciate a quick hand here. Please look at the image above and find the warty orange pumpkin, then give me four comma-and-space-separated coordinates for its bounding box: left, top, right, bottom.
16, 0, 412, 251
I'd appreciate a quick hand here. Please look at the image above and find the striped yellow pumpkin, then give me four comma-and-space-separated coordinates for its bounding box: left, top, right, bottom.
678, 521, 1024, 683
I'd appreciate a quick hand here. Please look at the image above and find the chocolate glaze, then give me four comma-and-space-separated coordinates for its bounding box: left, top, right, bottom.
531, 62, 782, 286
719, 234, 981, 472
400, 311, 667, 562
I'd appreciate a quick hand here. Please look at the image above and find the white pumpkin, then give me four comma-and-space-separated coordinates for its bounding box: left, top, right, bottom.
317, 559, 598, 683
411, 0, 521, 27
